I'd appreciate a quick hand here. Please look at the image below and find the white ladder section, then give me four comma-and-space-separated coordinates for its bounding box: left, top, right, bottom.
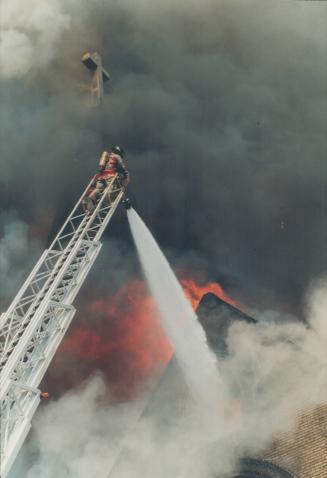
0, 174, 125, 477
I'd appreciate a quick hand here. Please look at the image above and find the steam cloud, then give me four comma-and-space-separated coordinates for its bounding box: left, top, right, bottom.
10, 282, 327, 478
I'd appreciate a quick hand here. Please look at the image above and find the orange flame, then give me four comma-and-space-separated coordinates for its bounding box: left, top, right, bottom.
60, 281, 172, 399
182, 279, 240, 310
60, 279, 236, 400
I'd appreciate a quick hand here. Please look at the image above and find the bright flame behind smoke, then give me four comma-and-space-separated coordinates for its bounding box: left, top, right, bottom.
59, 278, 233, 400
22, 281, 327, 478
182, 278, 240, 310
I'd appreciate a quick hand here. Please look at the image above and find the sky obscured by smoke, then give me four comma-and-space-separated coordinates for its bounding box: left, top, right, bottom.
2, 3, 327, 477
1, 0, 327, 315
2, 2, 327, 477
0, 212, 44, 306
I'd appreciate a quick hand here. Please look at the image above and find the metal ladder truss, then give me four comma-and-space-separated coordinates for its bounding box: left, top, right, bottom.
0, 174, 125, 477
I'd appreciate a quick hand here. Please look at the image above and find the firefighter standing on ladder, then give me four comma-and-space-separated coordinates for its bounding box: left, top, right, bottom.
83, 146, 130, 214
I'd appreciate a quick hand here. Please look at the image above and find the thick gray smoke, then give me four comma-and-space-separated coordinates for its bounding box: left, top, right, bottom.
0, 0, 326, 313
0, 212, 43, 310
10, 282, 327, 478
0, 0, 71, 79
2, 2, 327, 475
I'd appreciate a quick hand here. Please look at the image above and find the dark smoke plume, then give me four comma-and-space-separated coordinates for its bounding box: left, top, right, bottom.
1, 0, 327, 314
3, 4, 327, 477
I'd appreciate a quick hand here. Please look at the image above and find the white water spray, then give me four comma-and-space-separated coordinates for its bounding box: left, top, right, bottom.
127, 208, 228, 413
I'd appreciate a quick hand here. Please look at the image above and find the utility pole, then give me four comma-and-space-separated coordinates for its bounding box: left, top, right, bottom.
82, 51, 110, 106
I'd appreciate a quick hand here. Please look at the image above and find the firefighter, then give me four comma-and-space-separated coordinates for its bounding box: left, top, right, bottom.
83, 146, 130, 214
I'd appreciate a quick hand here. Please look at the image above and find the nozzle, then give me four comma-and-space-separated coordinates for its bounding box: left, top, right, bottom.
122, 197, 132, 210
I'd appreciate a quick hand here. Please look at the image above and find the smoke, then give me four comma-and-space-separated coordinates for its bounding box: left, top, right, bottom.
0, 0, 326, 314
13, 374, 151, 478
42, 277, 234, 400
0, 212, 43, 309
49, 280, 172, 401
220, 282, 327, 457
0, 0, 72, 79
12, 374, 236, 478
11, 281, 327, 478
2, 1, 327, 474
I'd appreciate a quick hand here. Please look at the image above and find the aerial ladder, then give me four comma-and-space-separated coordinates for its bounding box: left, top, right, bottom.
0, 169, 128, 477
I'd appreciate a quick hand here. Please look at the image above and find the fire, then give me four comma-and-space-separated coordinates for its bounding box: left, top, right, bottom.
59, 278, 235, 400
60, 281, 172, 400
182, 279, 240, 310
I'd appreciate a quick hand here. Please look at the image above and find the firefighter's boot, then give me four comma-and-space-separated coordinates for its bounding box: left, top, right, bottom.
82, 196, 95, 214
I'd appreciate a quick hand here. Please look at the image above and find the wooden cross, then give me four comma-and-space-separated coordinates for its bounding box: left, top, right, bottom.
82, 52, 110, 107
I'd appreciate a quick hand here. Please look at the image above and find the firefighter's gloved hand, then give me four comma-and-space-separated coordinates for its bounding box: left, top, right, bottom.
121, 170, 129, 179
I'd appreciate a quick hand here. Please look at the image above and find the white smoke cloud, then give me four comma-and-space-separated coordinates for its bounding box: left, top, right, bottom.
0, 0, 71, 79
221, 309, 327, 457
20, 374, 148, 478
15, 374, 236, 478
12, 282, 327, 478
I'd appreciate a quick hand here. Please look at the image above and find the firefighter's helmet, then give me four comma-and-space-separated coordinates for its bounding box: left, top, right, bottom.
111, 146, 125, 158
